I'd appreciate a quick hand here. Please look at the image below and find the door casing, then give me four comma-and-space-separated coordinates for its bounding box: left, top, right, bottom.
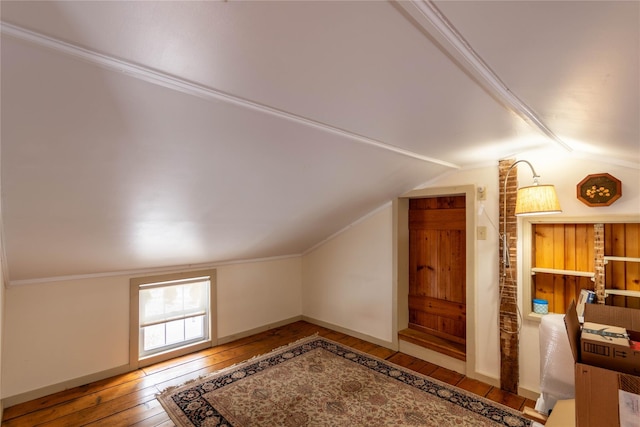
393, 185, 488, 383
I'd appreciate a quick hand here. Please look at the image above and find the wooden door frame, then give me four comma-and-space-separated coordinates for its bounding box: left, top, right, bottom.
393, 185, 488, 384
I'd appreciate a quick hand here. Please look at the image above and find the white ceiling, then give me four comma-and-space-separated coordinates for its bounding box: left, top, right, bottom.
1, 1, 638, 282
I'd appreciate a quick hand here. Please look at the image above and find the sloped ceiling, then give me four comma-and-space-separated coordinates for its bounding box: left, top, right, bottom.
1, 1, 638, 283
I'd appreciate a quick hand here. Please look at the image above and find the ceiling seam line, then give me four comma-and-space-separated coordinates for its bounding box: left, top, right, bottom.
6, 254, 303, 287
0, 21, 460, 170
403, 0, 573, 153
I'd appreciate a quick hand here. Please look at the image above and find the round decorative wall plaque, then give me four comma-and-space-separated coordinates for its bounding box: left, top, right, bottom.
577, 173, 622, 207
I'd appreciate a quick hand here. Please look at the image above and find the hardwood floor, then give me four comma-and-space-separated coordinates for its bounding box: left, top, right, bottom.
2, 321, 536, 426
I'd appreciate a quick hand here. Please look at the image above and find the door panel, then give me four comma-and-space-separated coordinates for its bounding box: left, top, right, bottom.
408, 196, 466, 345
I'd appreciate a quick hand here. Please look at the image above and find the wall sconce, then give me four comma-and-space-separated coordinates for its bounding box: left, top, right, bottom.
498, 159, 562, 341
504, 160, 562, 217
515, 184, 562, 216
502, 159, 562, 268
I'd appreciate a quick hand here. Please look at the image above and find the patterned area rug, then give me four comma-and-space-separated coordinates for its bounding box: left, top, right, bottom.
157, 335, 531, 427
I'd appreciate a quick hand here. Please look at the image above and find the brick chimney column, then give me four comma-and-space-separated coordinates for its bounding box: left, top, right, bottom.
499, 159, 519, 393
594, 223, 605, 303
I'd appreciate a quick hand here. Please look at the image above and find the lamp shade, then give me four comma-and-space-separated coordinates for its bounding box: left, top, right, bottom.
515, 185, 562, 216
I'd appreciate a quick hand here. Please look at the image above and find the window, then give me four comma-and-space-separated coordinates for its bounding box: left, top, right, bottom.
130, 269, 216, 368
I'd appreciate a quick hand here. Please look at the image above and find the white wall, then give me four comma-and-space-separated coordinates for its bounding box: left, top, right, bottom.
432, 153, 639, 394
1, 148, 637, 403
424, 166, 503, 381
3, 275, 130, 398
1, 256, 302, 400
302, 206, 394, 344
216, 257, 302, 339
508, 150, 640, 395
301, 148, 640, 395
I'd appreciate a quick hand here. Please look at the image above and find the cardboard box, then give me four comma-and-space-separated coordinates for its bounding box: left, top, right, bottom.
565, 301, 640, 375
545, 399, 575, 427
565, 301, 640, 427
574, 363, 640, 427
580, 320, 640, 375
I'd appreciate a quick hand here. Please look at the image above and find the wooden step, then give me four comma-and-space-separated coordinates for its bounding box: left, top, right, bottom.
398, 328, 466, 361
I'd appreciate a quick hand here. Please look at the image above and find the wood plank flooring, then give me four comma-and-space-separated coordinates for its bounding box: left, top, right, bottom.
2, 321, 537, 426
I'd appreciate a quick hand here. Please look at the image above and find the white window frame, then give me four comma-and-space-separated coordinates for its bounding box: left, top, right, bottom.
129, 269, 217, 369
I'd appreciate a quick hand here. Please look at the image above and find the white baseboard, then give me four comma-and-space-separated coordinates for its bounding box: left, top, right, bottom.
2, 364, 131, 408
218, 315, 396, 354
518, 385, 541, 401
217, 315, 303, 345
2, 315, 305, 409
301, 316, 396, 350
465, 370, 500, 389
2, 317, 525, 410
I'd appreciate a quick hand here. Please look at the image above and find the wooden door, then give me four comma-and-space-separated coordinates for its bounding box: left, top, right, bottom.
408, 196, 466, 345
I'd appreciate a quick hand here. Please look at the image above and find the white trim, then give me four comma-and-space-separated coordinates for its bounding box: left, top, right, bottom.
0, 21, 460, 170
301, 316, 395, 350
1, 364, 132, 408
518, 386, 541, 402
8, 254, 300, 286
524, 215, 640, 225
137, 340, 213, 369
216, 316, 304, 345
129, 269, 217, 370
398, 1, 572, 153
0, 231, 9, 289
394, 185, 478, 379
2, 315, 303, 407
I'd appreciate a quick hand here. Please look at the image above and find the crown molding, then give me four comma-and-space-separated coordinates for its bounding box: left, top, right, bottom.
0, 21, 460, 170
398, 0, 572, 153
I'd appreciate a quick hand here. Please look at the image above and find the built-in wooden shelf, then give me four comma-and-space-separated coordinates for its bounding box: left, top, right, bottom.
530, 267, 595, 278
604, 289, 640, 297
604, 256, 640, 263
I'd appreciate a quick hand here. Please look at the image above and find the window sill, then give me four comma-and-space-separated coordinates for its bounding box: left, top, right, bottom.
137, 339, 213, 368
525, 311, 570, 323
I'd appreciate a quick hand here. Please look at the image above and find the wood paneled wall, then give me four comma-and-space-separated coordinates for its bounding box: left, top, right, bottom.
605, 223, 640, 308
532, 224, 595, 314
532, 223, 639, 313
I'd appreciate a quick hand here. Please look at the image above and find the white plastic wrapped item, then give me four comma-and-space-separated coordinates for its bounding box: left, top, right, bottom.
535, 313, 575, 415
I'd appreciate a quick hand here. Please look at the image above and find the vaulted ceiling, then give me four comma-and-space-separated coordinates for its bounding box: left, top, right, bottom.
2, 1, 638, 282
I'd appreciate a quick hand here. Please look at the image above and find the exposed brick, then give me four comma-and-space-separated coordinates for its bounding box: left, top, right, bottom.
498, 159, 519, 394
594, 223, 605, 303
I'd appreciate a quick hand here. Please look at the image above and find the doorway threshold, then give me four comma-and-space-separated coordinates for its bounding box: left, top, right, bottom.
398, 328, 466, 361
